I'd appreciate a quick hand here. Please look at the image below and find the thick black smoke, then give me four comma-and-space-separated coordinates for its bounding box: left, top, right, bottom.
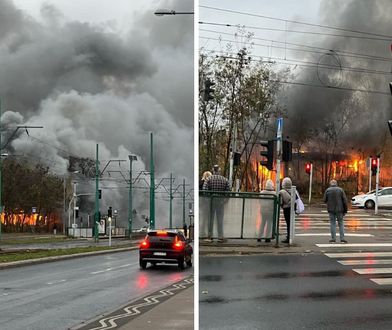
1, 0, 194, 228
285, 0, 392, 154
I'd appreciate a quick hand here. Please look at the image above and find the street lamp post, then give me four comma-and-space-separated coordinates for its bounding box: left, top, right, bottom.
128, 155, 137, 238
154, 9, 194, 16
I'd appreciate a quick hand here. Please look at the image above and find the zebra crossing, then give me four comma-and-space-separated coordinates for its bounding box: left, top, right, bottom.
294, 209, 392, 286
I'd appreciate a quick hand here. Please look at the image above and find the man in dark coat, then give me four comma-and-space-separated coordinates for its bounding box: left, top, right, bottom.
324, 180, 348, 243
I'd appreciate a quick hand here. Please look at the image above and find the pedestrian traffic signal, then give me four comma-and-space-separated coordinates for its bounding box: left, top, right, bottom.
282, 140, 292, 162
108, 206, 112, 218
371, 158, 378, 176
203, 79, 215, 102
305, 163, 311, 175
98, 189, 102, 199
260, 140, 274, 170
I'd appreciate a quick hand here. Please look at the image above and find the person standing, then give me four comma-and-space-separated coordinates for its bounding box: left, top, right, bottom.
203, 165, 230, 242
279, 177, 294, 244
258, 179, 276, 243
324, 180, 348, 243
199, 171, 212, 190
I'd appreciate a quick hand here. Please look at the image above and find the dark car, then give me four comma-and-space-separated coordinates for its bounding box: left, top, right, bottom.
139, 230, 193, 270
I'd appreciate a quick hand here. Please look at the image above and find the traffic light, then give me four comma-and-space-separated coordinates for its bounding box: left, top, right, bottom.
75, 209, 79, 218
389, 82, 392, 95
305, 163, 311, 175
203, 79, 215, 102
282, 140, 292, 162
371, 158, 378, 176
388, 120, 392, 136
98, 189, 102, 199
260, 140, 274, 170
233, 152, 241, 166
108, 206, 112, 218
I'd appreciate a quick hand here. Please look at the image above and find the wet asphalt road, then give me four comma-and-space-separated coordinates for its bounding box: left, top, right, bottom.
200, 254, 392, 330
0, 250, 192, 330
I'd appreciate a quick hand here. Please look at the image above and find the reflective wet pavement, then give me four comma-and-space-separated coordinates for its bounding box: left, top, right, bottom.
200, 254, 392, 329
199, 208, 392, 329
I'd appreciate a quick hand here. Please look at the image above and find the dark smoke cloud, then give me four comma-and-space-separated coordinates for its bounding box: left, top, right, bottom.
1, 0, 194, 228
285, 0, 392, 153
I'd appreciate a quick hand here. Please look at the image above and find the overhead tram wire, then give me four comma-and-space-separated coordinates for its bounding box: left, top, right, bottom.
200, 39, 392, 76
200, 29, 392, 63
200, 51, 390, 95
199, 21, 392, 42
200, 5, 392, 39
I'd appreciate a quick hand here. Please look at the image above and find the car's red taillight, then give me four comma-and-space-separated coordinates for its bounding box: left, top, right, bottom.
173, 240, 184, 250
140, 239, 149, 248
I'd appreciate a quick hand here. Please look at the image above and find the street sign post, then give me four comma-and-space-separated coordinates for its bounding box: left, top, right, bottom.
275, 118, 283, 194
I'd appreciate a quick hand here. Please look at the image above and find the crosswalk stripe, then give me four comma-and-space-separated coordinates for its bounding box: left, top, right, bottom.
317, 243, 392, 248
297, 233, 373, 237
338, 259, 392, 265
370, 278, 392, 285
326, 252, 392, 258
353, 268, 392, 274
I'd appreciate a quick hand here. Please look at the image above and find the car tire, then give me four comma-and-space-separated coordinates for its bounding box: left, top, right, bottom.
178, 257, 185, 270
139, 259, 147, 269
365, 200, 375, 209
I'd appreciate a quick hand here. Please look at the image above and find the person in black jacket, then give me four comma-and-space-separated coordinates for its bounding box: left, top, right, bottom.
324, 180, 348, 243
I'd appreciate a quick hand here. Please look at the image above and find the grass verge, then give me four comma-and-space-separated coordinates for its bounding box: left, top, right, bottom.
0, 245, 130, 263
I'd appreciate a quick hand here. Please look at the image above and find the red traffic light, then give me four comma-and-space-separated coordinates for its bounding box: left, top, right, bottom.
371, 158, 377, 169
305, 163, 311, 175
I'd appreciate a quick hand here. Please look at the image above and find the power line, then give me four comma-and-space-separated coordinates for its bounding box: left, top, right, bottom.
200, 41, 392, 76
200, 5, 392, 39
199, 21, 392, 42
200, 28, 392, 63
200, 51, 390, 95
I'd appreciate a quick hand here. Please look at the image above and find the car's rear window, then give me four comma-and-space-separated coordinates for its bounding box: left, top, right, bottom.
148, 231, 177, 238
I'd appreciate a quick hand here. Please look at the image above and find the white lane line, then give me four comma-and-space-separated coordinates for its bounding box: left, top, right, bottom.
370, 278, 392, 285
317, 243, 392, 248
338, 259, 392, 266
353, 268, 392, 275
47, 279, 66, 285
90, 263, 135, 275
297, 233, 373, 237
326, 252, 392, 258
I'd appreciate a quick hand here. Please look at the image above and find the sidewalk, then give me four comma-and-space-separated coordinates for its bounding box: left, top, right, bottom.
118, 286, 194, 330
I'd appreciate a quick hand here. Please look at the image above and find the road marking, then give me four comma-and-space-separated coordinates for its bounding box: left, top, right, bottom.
326, 252, 392, 258
297, 233, 373, 237
338, 259, 392, 265
47, 279, 66, 285
353, 267, 392, 275
370, 278, 392, 285
317, 243, 392, 248
90, 263, 135, 275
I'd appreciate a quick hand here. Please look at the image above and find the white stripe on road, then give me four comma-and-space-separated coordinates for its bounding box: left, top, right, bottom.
338, 259, 392, 266
296, 233, 373, 237
370, 278, 392, 285
46, 279, 66, 285
326, 252, 392, 258
317, 243, 392, 248
353, 268, 392, 275
90, 263, 135, 275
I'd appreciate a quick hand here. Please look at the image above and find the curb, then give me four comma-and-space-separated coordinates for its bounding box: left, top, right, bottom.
0, 246, 139, 270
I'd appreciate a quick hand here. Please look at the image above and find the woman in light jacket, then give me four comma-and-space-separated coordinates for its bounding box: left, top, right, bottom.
259, 179, 276, 243
279, 177, 293, 244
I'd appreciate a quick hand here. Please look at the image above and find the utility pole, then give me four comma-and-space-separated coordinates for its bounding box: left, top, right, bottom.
368, 156, 372, 192
169, 173, 173, 228
150, 132, 155, 229
94, 144, 99, 242
73, 181, 77, 237
228, 124, 237, 189
275, 118, 283, 194
183, 178, 186, 226
128, 155, 137, 238
309, 163, 313, 204
375, 157, 380, 215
